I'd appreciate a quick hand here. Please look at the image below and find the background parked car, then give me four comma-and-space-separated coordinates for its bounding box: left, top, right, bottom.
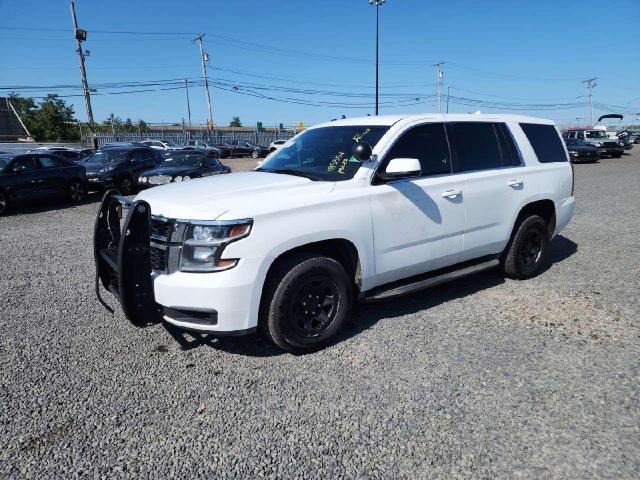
183, 139, 230, 158
0, 151, 86, 215
220, 140, 269, 158
30, 147, 95, 162
564, 138, 600, 163
139, 139, 182, 151
138, 150, 230, 187
82, 144, 159, 194
565, 128, 624, 158
269, 139, 288, 152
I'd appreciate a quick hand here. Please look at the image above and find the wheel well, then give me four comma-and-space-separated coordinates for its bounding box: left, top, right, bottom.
264, 239, 361, 293
517, 199, 556, 235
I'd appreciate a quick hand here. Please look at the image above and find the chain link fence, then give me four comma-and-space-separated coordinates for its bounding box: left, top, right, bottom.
85, 128, 297, 148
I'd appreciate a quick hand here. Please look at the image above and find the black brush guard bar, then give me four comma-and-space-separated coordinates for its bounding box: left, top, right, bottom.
93, 190, 162, 326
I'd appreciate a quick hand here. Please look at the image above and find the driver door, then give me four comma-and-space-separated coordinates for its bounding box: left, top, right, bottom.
368, 123, 466, 286
7, 155, 44, 201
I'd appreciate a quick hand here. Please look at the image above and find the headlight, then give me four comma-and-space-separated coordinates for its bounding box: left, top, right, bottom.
139, 177, 147, 183
568, 150, 578, 155
183, 175, 190, 181
179, 220, 252, 272
174, 176, 183, 182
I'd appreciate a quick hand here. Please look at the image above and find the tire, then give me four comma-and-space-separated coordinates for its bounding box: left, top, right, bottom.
0, 190, 8, 216
500, 215, 550, 280
260, 253, 353, 353
119, 176, 134, 195
613, 153, 622, 158
251, 150, 259, 159
68, 180, 85, 203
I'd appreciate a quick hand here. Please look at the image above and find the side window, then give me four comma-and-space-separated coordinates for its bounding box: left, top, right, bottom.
449, 122, 502, 172
385, 123, 451, 176
520, 123, 567, 163
495, 123, 522, 167
11, 156, 39, 172
568, 131, 576, 139
38, 156, 63, 168
577, 131, 584, 140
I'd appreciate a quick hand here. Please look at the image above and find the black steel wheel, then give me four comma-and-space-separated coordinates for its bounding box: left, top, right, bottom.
501, 214, 550, 279
68, 180, 85, 203
261, 253, 352, 353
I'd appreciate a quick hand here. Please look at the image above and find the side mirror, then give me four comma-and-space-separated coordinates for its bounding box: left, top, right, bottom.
353, 142, 372, 161
378, 158, 421, 181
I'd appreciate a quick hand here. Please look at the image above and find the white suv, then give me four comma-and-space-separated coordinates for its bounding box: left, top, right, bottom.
94, 114, 575, 353
269, 139, 287, 152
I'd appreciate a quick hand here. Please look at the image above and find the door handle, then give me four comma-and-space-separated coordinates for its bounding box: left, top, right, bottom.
508, 179, 523, 187
441, 189, 462, 198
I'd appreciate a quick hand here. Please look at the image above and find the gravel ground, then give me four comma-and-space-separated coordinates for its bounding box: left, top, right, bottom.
0, 151, 638, 479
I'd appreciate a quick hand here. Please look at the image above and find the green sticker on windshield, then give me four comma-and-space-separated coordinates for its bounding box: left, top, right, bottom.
353, 128, 371, 143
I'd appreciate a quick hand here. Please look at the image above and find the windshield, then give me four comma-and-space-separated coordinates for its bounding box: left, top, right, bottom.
257, 125, 389, 181
83, 150, 127, 163
585, 130, 608, 139
161, 154, 204, 167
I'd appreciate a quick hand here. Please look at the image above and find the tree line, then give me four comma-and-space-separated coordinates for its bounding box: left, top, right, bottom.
8, 93, 150, 142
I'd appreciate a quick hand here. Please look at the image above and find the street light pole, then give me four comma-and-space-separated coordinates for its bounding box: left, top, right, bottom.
433, 61, 444, 113
369, 0, 386, 116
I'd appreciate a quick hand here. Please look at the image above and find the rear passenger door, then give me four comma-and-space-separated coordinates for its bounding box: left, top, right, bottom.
369, 122, 466, 285
7, 156, 43, 200
448, 122, 525, 261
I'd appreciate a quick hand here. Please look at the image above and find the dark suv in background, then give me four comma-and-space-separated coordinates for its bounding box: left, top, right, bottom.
82, 144, 158, 194
0, 151, 87, 215
220, 140, 269, 158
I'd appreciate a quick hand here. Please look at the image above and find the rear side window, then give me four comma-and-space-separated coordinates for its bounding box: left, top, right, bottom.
38, 156, 64, 168
385, 123, 452, 176
520, 123, 567, 163
449, 122, 502, 172
495, 123, 521, 167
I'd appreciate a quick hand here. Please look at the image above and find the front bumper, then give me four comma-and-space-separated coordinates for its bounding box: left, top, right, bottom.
93, 191, 258, 335
86, 173, 116, 189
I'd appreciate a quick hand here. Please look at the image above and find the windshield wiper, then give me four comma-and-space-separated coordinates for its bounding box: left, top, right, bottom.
256, 168, 321, 181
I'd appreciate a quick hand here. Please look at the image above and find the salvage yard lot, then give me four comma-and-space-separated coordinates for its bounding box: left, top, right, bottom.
0, 151, 638, 478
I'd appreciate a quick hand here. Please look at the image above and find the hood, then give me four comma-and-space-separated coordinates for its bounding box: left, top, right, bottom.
135, 171, 334, 220
83, 161, 116, 173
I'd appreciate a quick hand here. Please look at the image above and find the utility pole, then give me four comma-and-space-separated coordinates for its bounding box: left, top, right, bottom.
183, 79, 192, 127
70, 0, 97, 148
446, 85, 450, 113
369, 0, 386, 116
583, 78, 597, 125
193, 34, 214, 135
433, 61, 444, 113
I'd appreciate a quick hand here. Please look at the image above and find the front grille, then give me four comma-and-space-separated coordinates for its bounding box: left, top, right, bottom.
150, 244, 168, 271
603, 141, 619, 148
149, 217, 175, 273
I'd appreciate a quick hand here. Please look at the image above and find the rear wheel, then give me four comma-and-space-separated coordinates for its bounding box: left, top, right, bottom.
251, 150, 260, 159
68, 180, 85, 203
261, 254, 352, 353
0, 190, 8, 215
501, 215, 550, 279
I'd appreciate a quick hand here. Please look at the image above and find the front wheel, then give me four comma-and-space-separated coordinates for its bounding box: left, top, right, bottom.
119, 176, 134, 195
68, 180, 85, 203
251, 150, 259, 159
500, 215, 550, 279
260, 254, 353, 353
0, 190, 8, 216
613, 153, 622, 158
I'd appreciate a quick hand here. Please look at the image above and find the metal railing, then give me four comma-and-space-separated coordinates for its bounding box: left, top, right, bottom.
85, 129, 296, 147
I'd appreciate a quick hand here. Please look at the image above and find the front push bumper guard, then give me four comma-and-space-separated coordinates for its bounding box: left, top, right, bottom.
93, 190, 162, 327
